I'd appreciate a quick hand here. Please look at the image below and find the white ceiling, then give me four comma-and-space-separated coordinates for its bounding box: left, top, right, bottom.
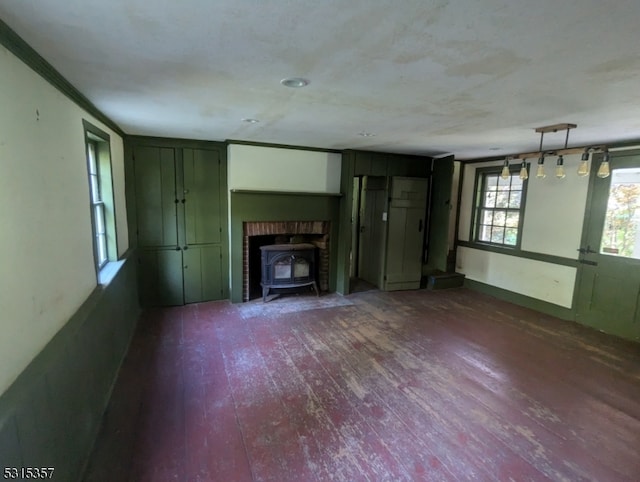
1, 0, 640, 159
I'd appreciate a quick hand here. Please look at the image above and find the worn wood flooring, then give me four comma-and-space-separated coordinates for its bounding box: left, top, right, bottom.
83, 288, 640, 481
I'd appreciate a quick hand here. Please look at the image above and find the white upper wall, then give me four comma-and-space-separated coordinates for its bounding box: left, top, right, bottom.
0, 45, 127, 395
228, 144, 341, 193
458, 155, 589, 257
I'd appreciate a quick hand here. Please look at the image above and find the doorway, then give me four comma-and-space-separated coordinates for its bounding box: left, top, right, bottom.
354, 176, 387, 290
575, 150, 640, 340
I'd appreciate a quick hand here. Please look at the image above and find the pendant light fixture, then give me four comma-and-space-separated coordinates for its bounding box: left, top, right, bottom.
536, 155, 546, 179
501, 159, 510, 180
555, 155, 566, 179
507, 124, 609, 181
577, 150, 590, 176
597, 151, 611, 178
519, 160, 529, 180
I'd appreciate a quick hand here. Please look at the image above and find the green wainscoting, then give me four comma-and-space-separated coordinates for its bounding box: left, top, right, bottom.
230, 191, 341, 303
0, 254, 140, 481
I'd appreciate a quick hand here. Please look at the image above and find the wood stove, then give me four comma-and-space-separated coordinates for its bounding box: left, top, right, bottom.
260, 243, 319, 302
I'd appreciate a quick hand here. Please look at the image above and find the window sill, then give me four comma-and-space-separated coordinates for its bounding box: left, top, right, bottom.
98, 259, 125, 287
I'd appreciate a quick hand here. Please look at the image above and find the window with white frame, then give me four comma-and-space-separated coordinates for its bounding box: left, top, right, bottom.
83, 120, 116, 274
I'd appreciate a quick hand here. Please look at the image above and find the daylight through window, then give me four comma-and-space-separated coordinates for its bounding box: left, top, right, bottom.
474, 169, 526, 247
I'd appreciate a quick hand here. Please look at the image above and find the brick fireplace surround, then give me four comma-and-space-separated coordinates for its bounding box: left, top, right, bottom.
242, 221, 331, 302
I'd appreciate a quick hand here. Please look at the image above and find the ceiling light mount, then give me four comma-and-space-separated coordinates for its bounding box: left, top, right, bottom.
280, 77, 310, 88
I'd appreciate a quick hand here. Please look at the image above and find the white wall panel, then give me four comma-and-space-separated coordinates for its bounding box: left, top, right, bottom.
457, 247, 576, 308
0, 46, 127, 395
228, 144, 341, 193
521, 154, 589, 259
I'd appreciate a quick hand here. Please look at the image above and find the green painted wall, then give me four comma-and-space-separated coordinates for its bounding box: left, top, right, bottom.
0, 255, 140, 481
230, 191, 341, 303
425, 156, 454, 274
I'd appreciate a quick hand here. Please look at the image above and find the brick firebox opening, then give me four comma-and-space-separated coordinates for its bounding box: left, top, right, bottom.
243, 221, 330, 302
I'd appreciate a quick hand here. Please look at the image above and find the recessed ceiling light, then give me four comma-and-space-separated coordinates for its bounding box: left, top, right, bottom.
359, 132, 376, 137
242, 118, 259, 123
280, 77, 310, 88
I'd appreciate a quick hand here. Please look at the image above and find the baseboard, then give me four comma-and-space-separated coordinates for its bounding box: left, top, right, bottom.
464, 278, 574, 320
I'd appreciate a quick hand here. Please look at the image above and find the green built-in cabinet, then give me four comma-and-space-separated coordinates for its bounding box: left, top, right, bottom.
128, 138, 228, 306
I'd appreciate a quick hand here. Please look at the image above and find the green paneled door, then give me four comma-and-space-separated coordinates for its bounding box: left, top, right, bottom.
183, 245, 223, 304
384, 177, 429, 291
183, 148, 221, 245
133, 146, 178, 247
575, 151, 640, 341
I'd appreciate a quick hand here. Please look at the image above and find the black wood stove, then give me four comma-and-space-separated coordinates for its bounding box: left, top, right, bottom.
260, 243, 319, 302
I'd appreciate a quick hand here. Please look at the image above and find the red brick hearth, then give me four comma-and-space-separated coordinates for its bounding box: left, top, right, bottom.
243, 221, 330, 302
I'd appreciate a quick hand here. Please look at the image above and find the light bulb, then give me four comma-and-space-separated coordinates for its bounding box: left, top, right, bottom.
597, 152, 611, 178
501, 161, 510, 180
536, 156, 546, 179
519, 162, 528, 180
555, 155, 566, 179
597, 161, 610, 178
578, 151, 590, 177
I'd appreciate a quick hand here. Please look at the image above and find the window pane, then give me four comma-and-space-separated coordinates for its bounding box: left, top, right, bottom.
481, 210, 493, 225
90, 174, 100, 202
485, 175, 498, 191
97, 233, 107, 266
493, 210, 506, 226
497, 175, 511, 191
495, 191, 509, 208
506, 212, 519, 227
95, 205, 105, 234
479, 225, 492, 242
504, 228, 518, 246
511, 176, 523, 189
87, 143, 98, 175
508, 191, 521, 208
600, 168, 640, 259
491, 227, 505, 243
483, 191, 496, 207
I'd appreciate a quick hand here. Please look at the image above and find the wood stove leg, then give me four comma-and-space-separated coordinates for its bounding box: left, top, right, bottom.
263, 286, 269, 303
312, 281, 320, 297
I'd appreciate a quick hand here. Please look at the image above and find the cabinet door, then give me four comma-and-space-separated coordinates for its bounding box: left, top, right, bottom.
133, 147, 178, 247
138, 248, 184, 306
183, 245, 223, 303
183, 148, 221, 245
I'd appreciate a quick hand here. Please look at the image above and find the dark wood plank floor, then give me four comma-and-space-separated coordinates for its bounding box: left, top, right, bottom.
83, 288, 640, 481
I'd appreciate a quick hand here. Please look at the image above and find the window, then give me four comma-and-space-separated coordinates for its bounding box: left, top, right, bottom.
473, 166, 527, 248
83, 120, 117, 274
600, 167, 640, 259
